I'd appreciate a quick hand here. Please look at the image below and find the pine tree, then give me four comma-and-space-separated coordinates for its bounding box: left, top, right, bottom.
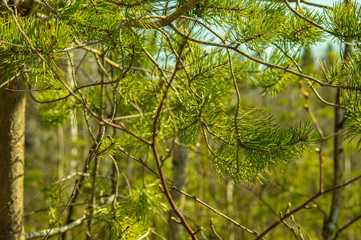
1, 0, 361, 239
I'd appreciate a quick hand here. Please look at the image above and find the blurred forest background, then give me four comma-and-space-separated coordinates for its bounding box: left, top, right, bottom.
23, 44, 361, 239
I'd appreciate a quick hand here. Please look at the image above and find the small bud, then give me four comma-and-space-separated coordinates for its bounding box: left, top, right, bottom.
305, 204, 317, 209
303, 91, 309, 100
298, 81, 303, 89
304, 104, 309, 110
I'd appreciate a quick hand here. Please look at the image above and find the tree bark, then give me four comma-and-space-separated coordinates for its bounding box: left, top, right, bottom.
168, 143, 188, 240
0, 2, 33, 239
322, 39, 352, 240
0, 80, 26, 240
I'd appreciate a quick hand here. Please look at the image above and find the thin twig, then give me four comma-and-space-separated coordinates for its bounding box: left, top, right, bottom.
280, 212, 300, 240
333, 214, 361, 240
256, 174, 361, 239
118, 146, 262, 238
150, 25, 198, 239
25, 216, 87, 239
210, 218, 223, 240
284, 0, 336, 36
300, 0, 333, 10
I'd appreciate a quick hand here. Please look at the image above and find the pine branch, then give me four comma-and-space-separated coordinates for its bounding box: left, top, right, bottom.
169, 23, 361, 91
150, 28, 198, 239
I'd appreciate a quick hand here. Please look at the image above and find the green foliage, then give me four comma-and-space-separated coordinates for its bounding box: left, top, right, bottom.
42, 182, 67, 225
3, 0, 361, 238
96, 185, 167, 239
97, 135, 122, 158
83, 86, 106, 115
0, 16, 72, 81
280, 6, 324, 46
324, 0, 361, 41
211, 109, 312, 182
39, 100, 72, 127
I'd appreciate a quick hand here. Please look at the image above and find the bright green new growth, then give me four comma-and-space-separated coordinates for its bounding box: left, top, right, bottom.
96, 185, 167, 239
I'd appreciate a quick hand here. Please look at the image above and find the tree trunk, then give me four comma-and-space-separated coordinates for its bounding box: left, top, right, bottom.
0, 2, 34, 239
168, 143, 188, 240
322, 40, 352, 240
0, 80, 26, 240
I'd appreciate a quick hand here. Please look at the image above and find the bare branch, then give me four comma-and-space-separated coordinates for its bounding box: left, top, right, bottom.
256, 174, 361, 239
333, 214, 361, 240
25, 216, 87, 239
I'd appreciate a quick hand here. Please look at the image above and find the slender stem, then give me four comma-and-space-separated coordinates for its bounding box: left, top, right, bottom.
284, 0, 336, 36
256, 174, 361, 239
150, 27, 198, 238
118, 146, 262, 238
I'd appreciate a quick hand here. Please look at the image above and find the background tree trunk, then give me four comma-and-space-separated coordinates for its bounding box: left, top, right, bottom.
0, 80, 26, 240
322, 40, 352, 240
168, 143, 188, 240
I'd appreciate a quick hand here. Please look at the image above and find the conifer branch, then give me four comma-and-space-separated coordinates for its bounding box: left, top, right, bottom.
73, 39, 146, 73
3, 2, 151, 145
107, 0, 151, 8
150, 27, 198, 239
3, 0, 361, 238
283, 0, 338, 37
169, 23, 361, 91
201, 5, 244, 12
272, 42, 343, 108
2, 8, 152, 239
154, 27, 202, 100
155, 0, 201, 28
